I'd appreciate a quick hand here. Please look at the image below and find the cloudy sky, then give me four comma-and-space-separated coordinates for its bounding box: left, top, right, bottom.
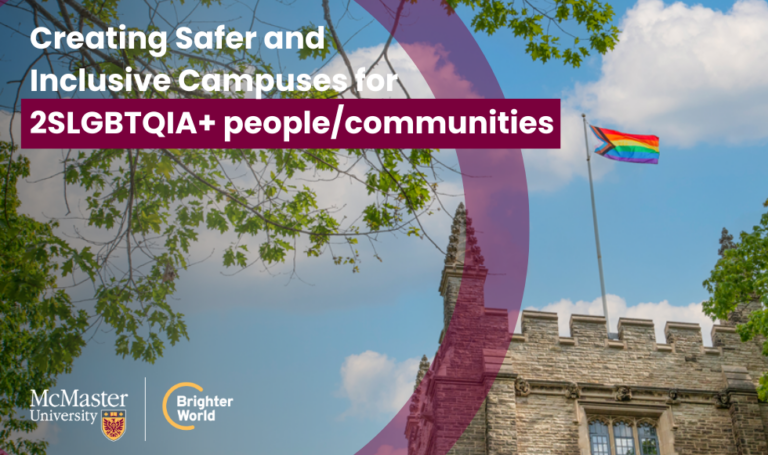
2, 0, 768, 453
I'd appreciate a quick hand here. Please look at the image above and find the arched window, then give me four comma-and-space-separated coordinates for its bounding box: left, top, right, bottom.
638, 423, 660, 455
589, 419, 612, 455
613, 421, 636, 455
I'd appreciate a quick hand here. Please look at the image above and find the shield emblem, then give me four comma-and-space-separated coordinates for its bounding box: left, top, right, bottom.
101, 410, 126, 441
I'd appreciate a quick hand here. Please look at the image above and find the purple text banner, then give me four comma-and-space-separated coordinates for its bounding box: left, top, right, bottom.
21, 98, 560, 149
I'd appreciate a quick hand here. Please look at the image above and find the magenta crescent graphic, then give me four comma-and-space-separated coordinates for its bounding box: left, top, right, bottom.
351, 1, 529, 455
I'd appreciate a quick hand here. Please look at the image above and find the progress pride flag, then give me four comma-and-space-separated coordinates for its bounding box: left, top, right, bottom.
21, 99, 560, 149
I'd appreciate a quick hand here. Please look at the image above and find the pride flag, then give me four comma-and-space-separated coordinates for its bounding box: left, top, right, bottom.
590, 126, 659, 164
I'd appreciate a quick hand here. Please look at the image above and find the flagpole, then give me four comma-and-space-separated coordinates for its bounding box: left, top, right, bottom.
581, 114, 611, 336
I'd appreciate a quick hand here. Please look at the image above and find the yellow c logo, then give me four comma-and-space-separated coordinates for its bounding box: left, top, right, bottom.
163, 382, 203, 430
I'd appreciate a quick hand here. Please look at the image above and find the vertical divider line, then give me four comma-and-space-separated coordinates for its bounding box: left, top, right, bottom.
144, 377, 147, 441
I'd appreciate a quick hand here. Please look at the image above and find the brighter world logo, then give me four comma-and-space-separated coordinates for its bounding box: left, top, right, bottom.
162, 382, 234, 430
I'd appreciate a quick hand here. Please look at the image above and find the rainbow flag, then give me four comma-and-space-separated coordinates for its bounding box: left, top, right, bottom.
590, 126, 659, 164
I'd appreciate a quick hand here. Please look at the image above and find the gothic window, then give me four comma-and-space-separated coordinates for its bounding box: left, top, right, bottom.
589, 419, 612, 455
613, 421, 636, 455
638, 423, 660, 455
588, 417, 661, 455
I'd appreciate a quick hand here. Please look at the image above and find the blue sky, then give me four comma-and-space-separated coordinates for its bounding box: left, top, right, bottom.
2, 0, 768, 453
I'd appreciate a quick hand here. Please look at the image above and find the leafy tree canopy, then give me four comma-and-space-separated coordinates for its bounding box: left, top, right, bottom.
1, 143, 96, 455
447, 0, 619, 67
703, 198, 768, 398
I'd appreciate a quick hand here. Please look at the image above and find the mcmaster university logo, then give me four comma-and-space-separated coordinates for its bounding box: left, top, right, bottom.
101, 410, 126, 441
29, 389, 129, 442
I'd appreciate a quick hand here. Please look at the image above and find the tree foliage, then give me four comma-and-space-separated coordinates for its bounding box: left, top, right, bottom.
447, 0, 620, 67
703, 198, 768, 399
0, 143, 96, 455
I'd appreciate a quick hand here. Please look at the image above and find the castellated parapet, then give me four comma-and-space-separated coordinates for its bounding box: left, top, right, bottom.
407, 205, 768, 455
514, 310, 765, 392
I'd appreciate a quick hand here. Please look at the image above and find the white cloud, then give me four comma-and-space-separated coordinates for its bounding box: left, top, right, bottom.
337, 350, 419, 418
516, 294, 715, 345
576, 0, 768, 147
526, 0, 768, 190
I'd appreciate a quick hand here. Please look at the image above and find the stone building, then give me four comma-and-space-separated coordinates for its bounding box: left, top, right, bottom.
406, 205, 768, 455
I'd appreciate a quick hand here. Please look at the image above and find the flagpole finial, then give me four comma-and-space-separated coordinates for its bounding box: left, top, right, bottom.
582, 113, 586, 118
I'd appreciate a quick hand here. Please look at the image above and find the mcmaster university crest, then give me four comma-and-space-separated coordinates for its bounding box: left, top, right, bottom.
101, 410, 126, 441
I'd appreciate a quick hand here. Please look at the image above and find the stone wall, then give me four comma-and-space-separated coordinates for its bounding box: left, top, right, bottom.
514, 393, 580, 454
410, 308, 768, 455
669, 403, 737, 454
